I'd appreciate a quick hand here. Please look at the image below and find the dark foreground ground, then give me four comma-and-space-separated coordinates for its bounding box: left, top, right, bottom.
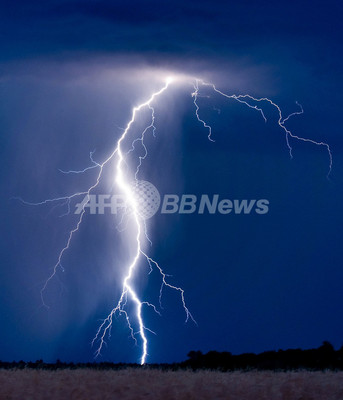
1, 369, 343, 400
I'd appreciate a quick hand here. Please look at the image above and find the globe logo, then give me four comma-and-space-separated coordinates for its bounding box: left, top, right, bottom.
130, 180, 161, 220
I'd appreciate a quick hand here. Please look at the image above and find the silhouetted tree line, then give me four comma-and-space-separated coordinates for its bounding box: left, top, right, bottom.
182, 341, 343, 371
1, 342, 343, 371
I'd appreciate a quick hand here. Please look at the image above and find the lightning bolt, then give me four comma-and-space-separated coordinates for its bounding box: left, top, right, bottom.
91, 77, 195, 365
15, 73, 332, 364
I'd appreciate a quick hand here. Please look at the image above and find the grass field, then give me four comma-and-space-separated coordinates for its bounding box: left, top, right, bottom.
1, 369, 343, 399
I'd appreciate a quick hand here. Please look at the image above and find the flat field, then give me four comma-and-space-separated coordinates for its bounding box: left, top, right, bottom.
1, 369, 342, 400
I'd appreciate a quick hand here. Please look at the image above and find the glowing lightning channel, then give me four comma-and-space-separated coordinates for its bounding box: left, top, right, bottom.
16, 73, 333, 365
92, 82, 171, 365
91, 77, 195, 365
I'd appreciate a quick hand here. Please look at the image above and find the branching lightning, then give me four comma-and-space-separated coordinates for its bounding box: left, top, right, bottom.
193, 80, 332, 177
16, 73, 332, 364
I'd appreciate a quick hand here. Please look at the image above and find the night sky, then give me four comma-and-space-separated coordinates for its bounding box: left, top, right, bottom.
1, 0, 343, 364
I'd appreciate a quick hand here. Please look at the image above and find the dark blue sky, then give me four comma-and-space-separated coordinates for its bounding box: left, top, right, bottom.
0, 0, 343, 364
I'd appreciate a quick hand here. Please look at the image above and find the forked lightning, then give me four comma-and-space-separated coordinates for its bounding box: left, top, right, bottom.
17, 74, 332, 364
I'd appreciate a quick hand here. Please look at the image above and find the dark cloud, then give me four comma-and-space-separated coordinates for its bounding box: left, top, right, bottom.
1, 0, 342, 63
